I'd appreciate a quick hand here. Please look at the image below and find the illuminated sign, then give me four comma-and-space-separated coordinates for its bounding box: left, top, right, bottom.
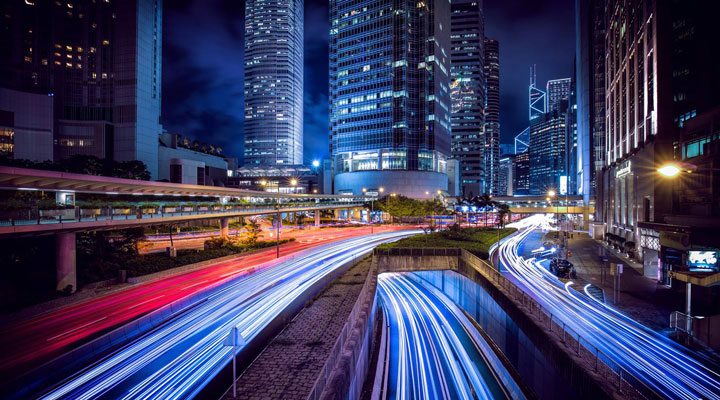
688, 250, 719, 271
615, 161, 632, 178
559, 176, 568, 195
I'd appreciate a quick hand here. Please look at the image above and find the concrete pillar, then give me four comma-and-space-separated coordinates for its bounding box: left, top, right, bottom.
353, 208, 362, 221
314, 211, 321, 227
220, 217, 229, 238
56, 232, 77, 293
333, 209, 341, 220
583, 206, 590, 230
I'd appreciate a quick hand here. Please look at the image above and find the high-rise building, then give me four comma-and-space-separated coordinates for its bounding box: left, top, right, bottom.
598, 0, 720, 282
244, 0, 304, 166
513, 151, 530, 195
565, 77, 578, 195
546, 78, 572, 114
575, 0, 606, 203
529, 108, 567, 195
528, 65, 546, 120
450, 0, 485, 197
329, 0, 452, 198
497, 154, 515, 196
514, 127, 530, 154
483, 37, 501, 195
0, 0, 163, 178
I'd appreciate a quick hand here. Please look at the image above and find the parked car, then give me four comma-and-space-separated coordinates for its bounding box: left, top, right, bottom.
549, 259, 577, 279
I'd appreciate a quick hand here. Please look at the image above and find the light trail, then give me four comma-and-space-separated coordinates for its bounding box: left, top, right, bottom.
32, 230, 418, 400
378, 273, 524, 400
496, 215, 720, 399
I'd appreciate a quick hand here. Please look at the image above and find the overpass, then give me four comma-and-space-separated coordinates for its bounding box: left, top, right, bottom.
0, 166, 371, 292
493, 195, 595, 215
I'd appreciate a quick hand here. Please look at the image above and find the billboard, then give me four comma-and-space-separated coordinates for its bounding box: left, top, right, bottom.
687, 250, 719, 271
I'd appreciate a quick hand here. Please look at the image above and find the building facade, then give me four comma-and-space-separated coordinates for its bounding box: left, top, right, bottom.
329, 0, 452, 198
529, 109, 568, 195
244, 0, 304, 166
483, 37, 501, 195
513, 151, 530, 195
575, 0, 606, 203
528, 65, 546, 121
497, 154, 515, 196
0, 88, 54, 161
546, 78, 572, 114
450, 0, 485, 197
0, 0, 163, 177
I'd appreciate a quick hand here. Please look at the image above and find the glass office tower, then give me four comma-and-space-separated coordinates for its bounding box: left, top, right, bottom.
450, 0, 485, 197
244, 0, 304, 166
329, 0, 452, 198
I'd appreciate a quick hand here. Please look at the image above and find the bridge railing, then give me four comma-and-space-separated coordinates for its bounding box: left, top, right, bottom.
0, 201, 365, 227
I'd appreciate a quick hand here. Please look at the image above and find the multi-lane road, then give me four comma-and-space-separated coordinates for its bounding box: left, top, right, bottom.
9, 230, 418, 399
0, 225, 402, 382
497, 215, 720, 399
377, 272, 525, 400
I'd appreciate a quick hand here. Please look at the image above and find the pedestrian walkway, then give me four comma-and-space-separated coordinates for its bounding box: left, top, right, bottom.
224, 257, 372, 400
566, 233, 681, 331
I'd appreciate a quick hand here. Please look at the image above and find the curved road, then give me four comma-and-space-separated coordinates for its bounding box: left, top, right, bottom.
0, 226, 402, 380
378, 272, 524, 400
497, 215, 720, 399
13, 230, 418, 399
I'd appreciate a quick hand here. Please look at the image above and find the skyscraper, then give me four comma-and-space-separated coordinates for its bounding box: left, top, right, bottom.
483, 37, 501, 195
244, 0, 304, 166
575, 0, 606, 202
529, 107, 567, 195
450, 0, 485, 197
0, 0, 163, 177
546, 78, 572, 114
329, 0, 452, 198
528, 65, 546, 120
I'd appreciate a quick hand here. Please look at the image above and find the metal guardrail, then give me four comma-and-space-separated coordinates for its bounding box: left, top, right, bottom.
670, 311, 695, 335
0, 202, 365, 228
459, 249, 659, 400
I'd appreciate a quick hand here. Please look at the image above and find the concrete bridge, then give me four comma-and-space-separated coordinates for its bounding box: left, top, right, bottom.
0, 166, 370, 292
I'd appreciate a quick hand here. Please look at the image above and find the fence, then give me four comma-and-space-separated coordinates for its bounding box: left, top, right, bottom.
459, 249, 659, 400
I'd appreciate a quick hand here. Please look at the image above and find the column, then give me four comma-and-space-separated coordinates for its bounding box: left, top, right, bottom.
333, 209, 341, 220
353, 208, 362, 221
314, 211, 321, 227
56, 232, 77, 293
220, 217, 230, 238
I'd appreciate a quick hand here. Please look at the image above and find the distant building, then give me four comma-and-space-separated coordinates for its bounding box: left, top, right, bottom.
529, 108, 567, 195
513, 151, 530, 195
546, 78, 572, 114
497, 154, 515, 196
565, 77, 578, 195
243, 0, 304, 166
514, 127, 530, 154
0, 88, 54, 161
158, 133, 229, 186
499, 143, 515, 156
450, 0, 485, 197
0, 0, 164, 177
329, 0, 452, 198
228, 165, 318, 194
484, 38, 501, 195
528, 65, 546, 121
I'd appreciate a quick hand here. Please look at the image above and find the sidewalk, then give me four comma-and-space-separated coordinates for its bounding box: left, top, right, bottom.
566, 233, 682, 331
224, 257, 372, 400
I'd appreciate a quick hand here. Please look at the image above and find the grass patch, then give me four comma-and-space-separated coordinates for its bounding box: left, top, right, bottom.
377, 227, 516, 259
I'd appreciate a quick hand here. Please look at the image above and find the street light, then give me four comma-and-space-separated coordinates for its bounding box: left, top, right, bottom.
312, 160, 320, 168
658, 164, 682, 178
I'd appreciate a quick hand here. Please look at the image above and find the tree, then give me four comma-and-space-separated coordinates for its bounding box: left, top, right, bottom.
244, 218, 262, 245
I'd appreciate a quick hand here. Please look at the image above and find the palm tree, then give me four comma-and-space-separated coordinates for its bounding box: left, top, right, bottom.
472, 194, 495, 227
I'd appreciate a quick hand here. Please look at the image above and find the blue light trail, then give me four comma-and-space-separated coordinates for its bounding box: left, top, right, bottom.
377, 272, 525, 400
36, 231, 418, 400
498, 215, 720, 399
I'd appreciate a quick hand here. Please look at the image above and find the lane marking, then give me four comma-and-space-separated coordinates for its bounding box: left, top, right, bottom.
126, 295, 166, 310
46, 317, 108, 342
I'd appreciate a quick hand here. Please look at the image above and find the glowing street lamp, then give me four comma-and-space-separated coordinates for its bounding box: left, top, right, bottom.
657, 163, 683, 178
312, 160, 320, 168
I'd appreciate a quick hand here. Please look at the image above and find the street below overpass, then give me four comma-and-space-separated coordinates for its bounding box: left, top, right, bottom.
0, 225, 404, 383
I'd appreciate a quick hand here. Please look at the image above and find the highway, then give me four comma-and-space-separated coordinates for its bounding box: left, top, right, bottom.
19, 230, 417, 399
497, 215, 720, 399
377, 272, 524, 400
0, 225, 401, 380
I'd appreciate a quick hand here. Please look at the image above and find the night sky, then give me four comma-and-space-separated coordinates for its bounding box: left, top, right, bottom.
162, 0, 574, 163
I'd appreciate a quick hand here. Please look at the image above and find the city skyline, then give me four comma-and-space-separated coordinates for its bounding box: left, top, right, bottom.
161, 0, 574, 163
